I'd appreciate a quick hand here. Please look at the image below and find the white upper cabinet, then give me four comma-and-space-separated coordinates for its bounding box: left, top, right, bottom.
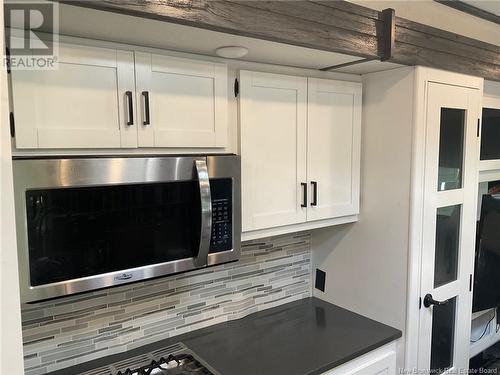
134, 52, 228, 148
307, 78, 361, 221
11, 42, 136, 149
239, 70, 307, 232
239, 70, 361, 235
10, 38, 228, 150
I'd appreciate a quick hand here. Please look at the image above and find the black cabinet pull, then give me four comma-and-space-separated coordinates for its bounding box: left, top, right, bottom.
301, 182, 307, 208
142, 91, 150, 126
423, 294, 449, 308
125, 91, 134, 126
311, 181, 317, 206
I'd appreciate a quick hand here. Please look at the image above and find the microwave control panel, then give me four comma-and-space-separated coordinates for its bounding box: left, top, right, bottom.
209, 179, 232, 253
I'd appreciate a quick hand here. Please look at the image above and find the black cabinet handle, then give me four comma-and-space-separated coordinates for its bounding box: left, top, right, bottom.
125, 91, 134, 126
142, 91, 150, 126
423, 294, 449, 308
301, 182, 307, 208
311, 181, 317, 206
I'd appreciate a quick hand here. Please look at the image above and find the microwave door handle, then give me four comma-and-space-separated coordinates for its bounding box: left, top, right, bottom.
194, 160, 212, 267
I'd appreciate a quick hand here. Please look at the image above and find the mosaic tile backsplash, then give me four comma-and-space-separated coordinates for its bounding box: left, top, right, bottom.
21, 233, 312, 374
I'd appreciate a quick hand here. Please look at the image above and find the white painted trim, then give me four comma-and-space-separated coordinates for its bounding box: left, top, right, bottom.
483, 95, 500, 109
405, 66, 425, 369
479, 160, 500, 172
479, 169, 500, 182
242, 215, 358, 241
0, 4, 25, 374
12, 147, 234, 157
416, 66, 483, 90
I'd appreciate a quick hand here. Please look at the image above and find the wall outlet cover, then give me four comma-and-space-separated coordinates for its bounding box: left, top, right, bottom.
315, 269, 326, 292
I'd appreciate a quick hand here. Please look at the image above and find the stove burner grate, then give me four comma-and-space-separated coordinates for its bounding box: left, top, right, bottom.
117, 353, 214, 375
78, 343, 219, 375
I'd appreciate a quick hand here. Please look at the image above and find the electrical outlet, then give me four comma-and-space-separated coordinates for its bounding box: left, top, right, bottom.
315, 269, 326, 292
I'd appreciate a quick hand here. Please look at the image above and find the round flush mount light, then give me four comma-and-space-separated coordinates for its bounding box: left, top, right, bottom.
215, 46, 249, 59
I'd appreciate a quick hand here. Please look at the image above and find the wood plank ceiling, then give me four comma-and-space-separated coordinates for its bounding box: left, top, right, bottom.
66, 0, 500, 81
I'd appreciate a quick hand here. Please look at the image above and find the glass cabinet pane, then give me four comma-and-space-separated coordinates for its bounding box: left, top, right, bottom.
480, 108, 500, 160
438, 108, 465, 191
430, 297, 456, 373
434, 205, 461, 288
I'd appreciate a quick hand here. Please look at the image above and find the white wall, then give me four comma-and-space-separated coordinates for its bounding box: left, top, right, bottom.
311, 67, 415, 369
350, 0, 499, 46
0, 1, 24, 373
484, 80, 500, 97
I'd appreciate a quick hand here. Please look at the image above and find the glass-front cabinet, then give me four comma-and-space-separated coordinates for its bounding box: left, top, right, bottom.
417, 82, 480, 373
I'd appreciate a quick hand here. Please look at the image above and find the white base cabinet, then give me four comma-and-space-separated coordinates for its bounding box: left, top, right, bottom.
239, 70, 361, 236
321, 343, 397, 375
10, 37, 228, 150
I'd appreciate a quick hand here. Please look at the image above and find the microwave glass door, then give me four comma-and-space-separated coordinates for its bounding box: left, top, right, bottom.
26, 181, 202, 286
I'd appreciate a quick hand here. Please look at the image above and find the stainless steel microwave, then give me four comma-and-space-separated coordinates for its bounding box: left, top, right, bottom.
13, 155, 241, 303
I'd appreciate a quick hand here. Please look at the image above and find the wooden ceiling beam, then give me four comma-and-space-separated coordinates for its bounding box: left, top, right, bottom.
64, 0, 383, 59
62, 0, 500, 81
391, 15, 500, 80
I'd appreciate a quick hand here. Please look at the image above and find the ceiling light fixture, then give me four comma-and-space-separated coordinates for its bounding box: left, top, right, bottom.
215, 46, 249, 59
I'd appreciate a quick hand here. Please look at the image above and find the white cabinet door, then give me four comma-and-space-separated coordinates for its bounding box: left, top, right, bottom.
321, 343, 397, 375
307, 78, 362, 221
417, 83, 480, 372
239, 70, 307, 231
134, 52, 227, 148
11, 42, 136, 149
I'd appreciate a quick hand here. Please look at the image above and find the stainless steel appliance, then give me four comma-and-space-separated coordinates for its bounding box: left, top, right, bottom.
13, 155, 241, 303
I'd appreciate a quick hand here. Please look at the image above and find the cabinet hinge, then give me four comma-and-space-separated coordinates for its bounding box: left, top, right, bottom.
234, 78, 239, 98
477, 119, 480, 137
9, 112, 15, 138
470, 274, 473, 292
5, 47, 10, 74
419, 297, 422, 310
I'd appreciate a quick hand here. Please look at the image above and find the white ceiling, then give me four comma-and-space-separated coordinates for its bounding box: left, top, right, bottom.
49, 3, 400, 75
462, 1, 500, 16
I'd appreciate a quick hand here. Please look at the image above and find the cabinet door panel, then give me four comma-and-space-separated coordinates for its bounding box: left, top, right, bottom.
307, 79, 362, 221
11, 42, 136, 149
135, 52, 227, 148
321, 344, 396, 375
240, 71, 307, 231
417, 83, 480, 372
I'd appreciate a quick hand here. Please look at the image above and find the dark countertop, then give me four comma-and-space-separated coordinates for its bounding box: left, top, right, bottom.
51, 297, 402, 375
